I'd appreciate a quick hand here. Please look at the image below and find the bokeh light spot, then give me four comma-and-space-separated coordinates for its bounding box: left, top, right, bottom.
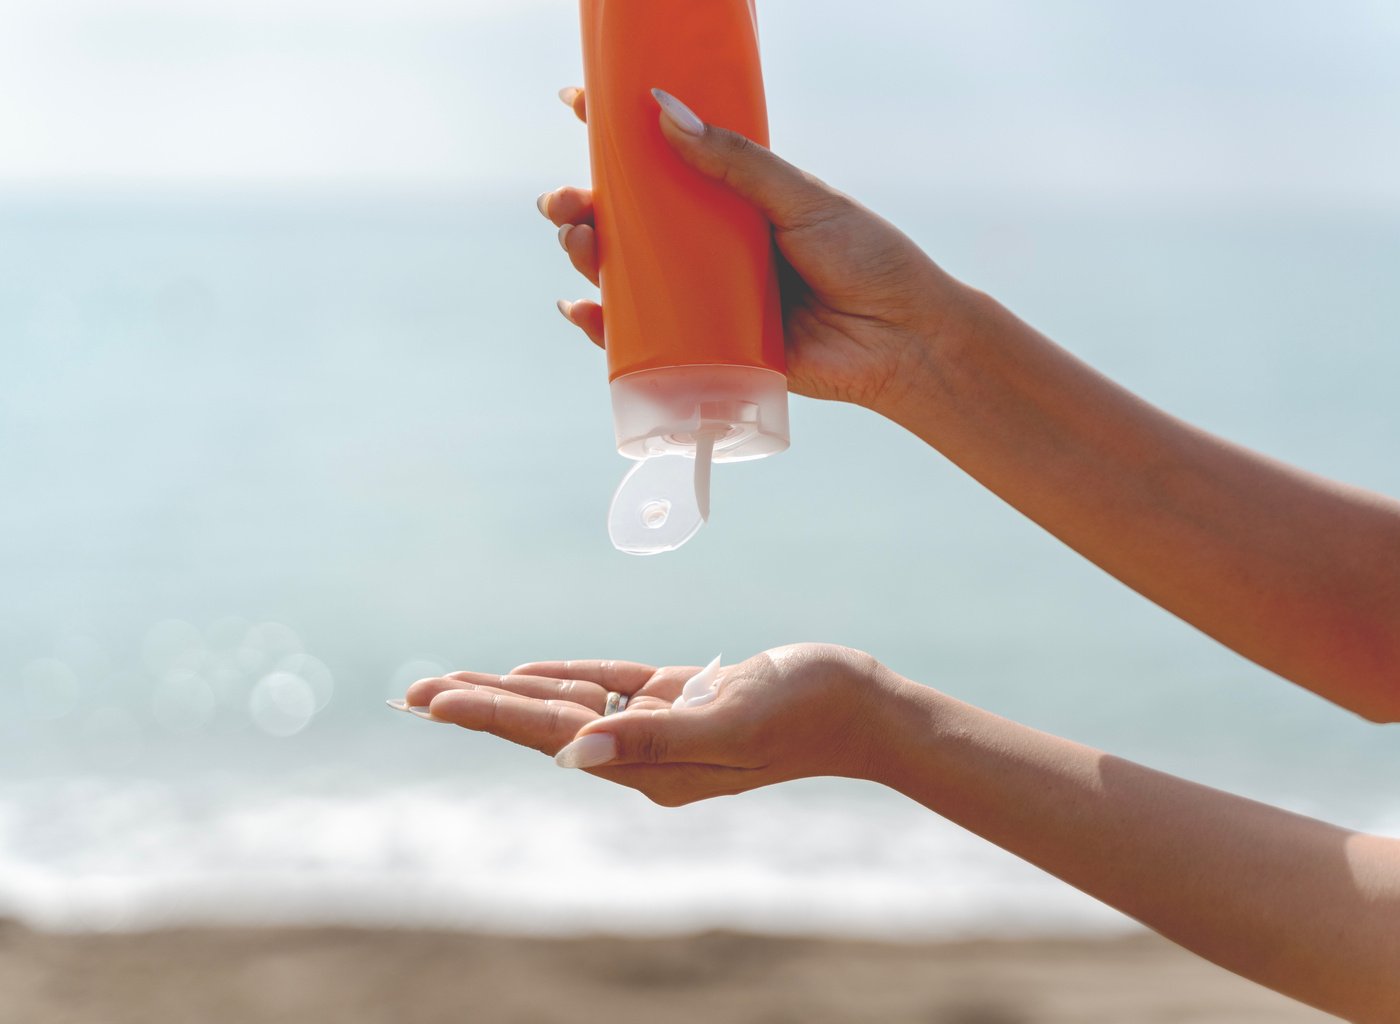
250, 671, 316, 737
275, 652, 334, 712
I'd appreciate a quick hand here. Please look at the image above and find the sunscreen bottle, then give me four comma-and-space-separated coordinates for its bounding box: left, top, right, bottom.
579, 0, 788, 555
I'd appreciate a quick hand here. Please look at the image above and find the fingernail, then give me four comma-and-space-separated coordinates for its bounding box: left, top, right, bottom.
651, 88, 705, 136
554, 733, 616, 769
557, 299, 574, 321
558, 224, 574, 251
559, 86, 581, 107
536, 192, 551, 218
409, 706, 445, 723
385, 699, 410, 712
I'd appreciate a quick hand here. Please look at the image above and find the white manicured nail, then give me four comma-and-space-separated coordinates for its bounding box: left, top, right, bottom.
555, 733, 617, 769
386, 699, 410, 712
558, 224, 574, 251
651, 88, 705, 136
557, 299, 575, 321
536, 192, 551, 218
559, 86, 581, 107
409, 706, 445, 723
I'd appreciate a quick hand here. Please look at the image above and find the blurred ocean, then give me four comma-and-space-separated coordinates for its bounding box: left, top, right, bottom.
2, 191, 1398, 939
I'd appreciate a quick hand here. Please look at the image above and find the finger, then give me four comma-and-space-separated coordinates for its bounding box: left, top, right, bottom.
405, 674, 630, 718
509, 659, 656, 695
537, 186, 594, 228
558, 223, 599, 286
428, 687, 595, 756
556, 299, 605, 350
562, 704, 731, 768
445, 670, 610, 714
558, 86, 587, 123
403, 674, 474, 708
651, 88, 840, 233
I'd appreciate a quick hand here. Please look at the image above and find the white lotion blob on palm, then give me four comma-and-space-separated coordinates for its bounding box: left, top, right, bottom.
673, 655, 723, 710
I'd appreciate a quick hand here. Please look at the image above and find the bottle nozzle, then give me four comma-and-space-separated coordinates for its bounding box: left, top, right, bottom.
693, 430, 715, 522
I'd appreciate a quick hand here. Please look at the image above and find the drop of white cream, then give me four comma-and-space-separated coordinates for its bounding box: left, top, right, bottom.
673, 655, 723, 710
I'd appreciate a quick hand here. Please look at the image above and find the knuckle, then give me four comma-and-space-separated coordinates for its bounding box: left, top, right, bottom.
715, 139, 758, 186
721, 130, 759, 159
545, 700, 563, 734
705, 124, 749, 155
783, 187, 847, 233
631, 729, 668, 766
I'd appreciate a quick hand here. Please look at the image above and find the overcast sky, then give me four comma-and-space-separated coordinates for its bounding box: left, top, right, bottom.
2, 0, 1398, 207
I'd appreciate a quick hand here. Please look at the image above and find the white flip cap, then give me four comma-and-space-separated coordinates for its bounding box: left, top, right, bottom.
606, 365, 788, 555
607, 437, 716, 556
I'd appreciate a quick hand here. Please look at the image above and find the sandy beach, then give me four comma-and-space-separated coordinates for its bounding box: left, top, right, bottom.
0, 922, 1337, 1023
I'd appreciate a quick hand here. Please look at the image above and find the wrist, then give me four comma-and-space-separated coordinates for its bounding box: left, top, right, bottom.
867, 272, 998, 429
844, 661, 946, 789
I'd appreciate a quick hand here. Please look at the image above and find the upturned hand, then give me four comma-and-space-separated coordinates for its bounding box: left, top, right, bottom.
397, 643, 895, 807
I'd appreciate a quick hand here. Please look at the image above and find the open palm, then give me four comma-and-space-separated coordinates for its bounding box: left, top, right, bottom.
402, 659, 702, 757
395, 644, 889, 807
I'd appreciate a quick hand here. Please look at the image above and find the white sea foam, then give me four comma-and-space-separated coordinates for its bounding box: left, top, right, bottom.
0, 776, 1135, 939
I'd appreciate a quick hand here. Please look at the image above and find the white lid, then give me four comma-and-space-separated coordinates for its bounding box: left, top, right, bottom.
610, 365, 789, 462
607, 365, 789, 555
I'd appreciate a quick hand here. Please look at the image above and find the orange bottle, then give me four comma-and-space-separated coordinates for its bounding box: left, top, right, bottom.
579, 0, 789, 554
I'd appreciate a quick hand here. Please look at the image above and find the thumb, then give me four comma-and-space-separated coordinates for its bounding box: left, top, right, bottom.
554, 706, 717, 770
651, 88, 838, 232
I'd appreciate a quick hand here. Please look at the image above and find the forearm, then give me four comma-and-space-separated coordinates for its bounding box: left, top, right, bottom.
881, 286, 1400, 721
867, 670, 1400, 1021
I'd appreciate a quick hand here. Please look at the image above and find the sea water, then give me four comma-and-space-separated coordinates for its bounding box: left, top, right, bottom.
2, 191, 1398, 938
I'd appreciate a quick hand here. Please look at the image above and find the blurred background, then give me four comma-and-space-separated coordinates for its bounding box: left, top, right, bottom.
1, 1, 1398, 1016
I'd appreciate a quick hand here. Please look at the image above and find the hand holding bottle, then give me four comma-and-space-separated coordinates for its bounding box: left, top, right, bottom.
547, 79, 1400, 721
542, 87, 977, 414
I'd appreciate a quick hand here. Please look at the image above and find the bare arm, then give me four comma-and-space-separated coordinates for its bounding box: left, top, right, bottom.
873, 666, 1400, 1022
545, 85, 1400, 721
875, 292, 1400, 721
401, 647, 1400, 1021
